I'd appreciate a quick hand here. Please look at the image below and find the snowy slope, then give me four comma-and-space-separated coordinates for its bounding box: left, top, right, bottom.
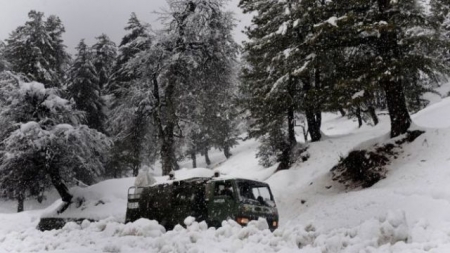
2, 97, 450, 252
271, 97, 450, 232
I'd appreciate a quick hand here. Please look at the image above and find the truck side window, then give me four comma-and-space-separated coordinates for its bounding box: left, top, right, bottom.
252, 187, 271, 201
237, 182, 275, 206
214, 182, 233, 198
240, 185, 255, 200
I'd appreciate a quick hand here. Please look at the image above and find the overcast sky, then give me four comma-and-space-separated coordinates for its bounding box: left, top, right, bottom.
0, 0, 251, 54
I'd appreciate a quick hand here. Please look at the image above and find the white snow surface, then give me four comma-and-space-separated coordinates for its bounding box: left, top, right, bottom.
3, 96, 450, 252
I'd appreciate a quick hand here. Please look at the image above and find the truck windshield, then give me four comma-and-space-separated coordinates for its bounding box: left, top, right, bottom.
237, 182, 275, 207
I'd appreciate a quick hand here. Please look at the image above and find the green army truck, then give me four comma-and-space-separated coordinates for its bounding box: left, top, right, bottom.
125, 177, 279, 231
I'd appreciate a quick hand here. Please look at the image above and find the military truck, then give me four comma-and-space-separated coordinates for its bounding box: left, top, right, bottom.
125, 177, 279, 231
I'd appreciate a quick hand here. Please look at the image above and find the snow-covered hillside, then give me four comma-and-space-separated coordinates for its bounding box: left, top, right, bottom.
2, 97, 450, 252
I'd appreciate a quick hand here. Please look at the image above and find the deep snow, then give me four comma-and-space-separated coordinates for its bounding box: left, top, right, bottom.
2, 96, 450, 252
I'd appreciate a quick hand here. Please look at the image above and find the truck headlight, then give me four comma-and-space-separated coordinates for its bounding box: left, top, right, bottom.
127, 202, 139, 209
236, 217, 249, 225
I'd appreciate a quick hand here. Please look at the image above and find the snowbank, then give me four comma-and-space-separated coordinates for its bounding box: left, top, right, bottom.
3, 211, 450, 252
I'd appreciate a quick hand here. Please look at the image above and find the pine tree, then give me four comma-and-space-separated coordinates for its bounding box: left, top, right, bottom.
106, 14, 154, 177
110, 13, 152, 97
67, 40, 106, 133
92, 34, 117, 90
0, 41, 9, 71
45, 15, 71, 85
239, 0, 302, 169
4, 11, 69, 87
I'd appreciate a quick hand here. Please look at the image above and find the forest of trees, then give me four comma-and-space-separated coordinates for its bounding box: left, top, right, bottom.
0, 0, 449, 211
240, 0, 450, 170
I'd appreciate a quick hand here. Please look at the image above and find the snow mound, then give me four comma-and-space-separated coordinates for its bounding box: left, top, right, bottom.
40, 178, 135, 222
4, 211, 450, 252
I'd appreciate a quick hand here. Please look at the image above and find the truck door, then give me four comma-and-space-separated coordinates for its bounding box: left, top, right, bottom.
207, 180, 237, 227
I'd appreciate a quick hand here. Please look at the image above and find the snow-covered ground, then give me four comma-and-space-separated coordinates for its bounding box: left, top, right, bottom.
2, 95, 450, 252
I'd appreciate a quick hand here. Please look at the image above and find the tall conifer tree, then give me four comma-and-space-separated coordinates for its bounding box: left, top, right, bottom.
67, 40, 106, 133
92, 34, 117, 91
4, 11, 69, 87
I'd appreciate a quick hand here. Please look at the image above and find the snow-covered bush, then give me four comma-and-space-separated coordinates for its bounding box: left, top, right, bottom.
331, 130, 424, 189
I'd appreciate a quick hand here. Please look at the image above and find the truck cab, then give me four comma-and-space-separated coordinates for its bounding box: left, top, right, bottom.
206, 178, 278, 229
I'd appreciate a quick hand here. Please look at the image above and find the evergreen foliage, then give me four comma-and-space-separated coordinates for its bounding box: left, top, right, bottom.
110, 13, 152, 98
240, 0, 450, 170
107, 14, 155, 177
67, 40, 107, 133
0, 41, 9, 72
92, 34, 117, 90
239, 0, 305, 169
3, 11, 70, 87
312, 0, 450, 137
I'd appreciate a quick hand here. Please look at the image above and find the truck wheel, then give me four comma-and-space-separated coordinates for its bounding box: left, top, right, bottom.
209, 220, 221, 229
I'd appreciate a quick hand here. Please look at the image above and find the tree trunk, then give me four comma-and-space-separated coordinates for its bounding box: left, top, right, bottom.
301, 126, 308, 142
49, 172, 73, 203
153, 73, 174, 176
17, 189, 24, 213
113, 166, 118, 178
172, 152, 180, 171
43, 149, 73, 203
160, 74, 178, 176
161, 129, 175, 175
287, 104, 297, 146
356, 106, 363, 128
277, 106, 298, 171
224, 145, 231, 159
131, 109, 145, 177
276, 145, 291, 171
383, 80, 411, 137
191, 151, 197, 168
306, 109, 322, 142
37, 185, 44, 203
204, 148, 211, 166
339, 108, 346, 117
415, 94, 421, 111
368, 106, 379, 125
303, 71, 322, 142
132, 165, 139, 177
377, 0, 411, 137
315, 111, 322, 129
